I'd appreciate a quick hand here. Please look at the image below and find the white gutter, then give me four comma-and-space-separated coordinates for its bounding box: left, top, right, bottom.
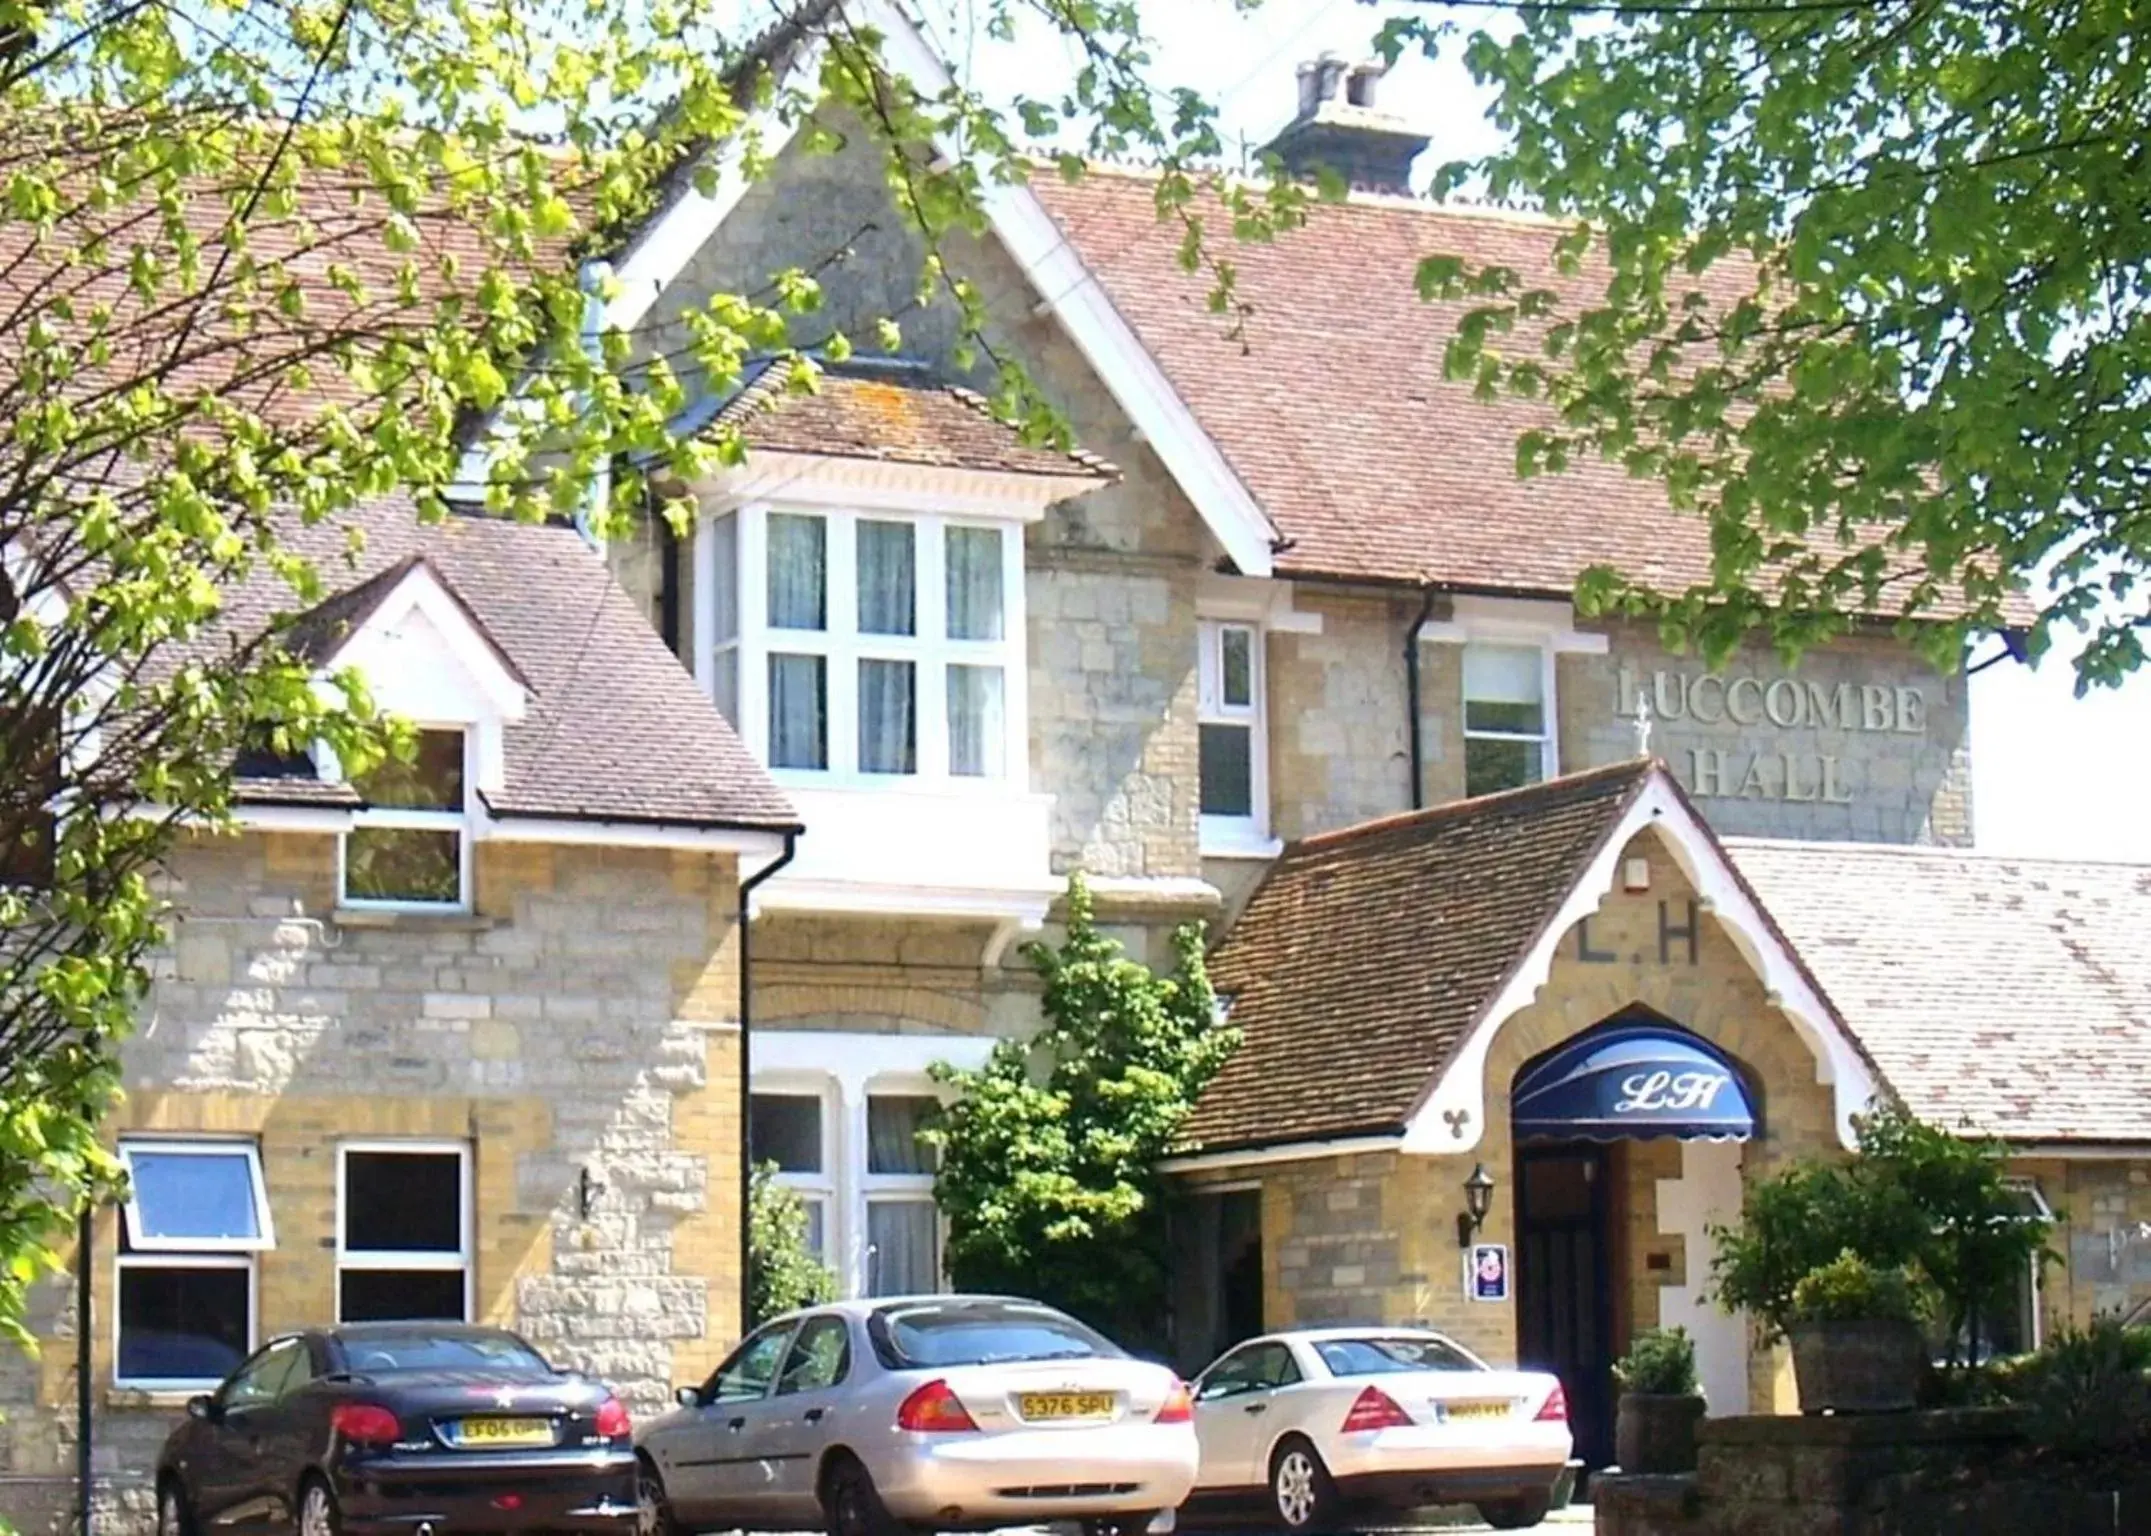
1158, 1134, 1405, 1175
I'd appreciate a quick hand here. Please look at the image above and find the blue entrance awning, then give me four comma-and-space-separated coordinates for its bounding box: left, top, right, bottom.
1511, 1022, 1757, 1142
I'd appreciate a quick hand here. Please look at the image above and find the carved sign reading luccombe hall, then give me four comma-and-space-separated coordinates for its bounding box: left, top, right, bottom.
1615, 667, 1930, 805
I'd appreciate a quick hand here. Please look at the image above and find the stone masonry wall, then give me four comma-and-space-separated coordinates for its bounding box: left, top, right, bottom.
0, 831, 744, 1536
2012, 1155, 2151, 1334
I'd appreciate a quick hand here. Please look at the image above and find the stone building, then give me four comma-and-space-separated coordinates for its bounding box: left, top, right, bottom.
0, 510, 798, 1532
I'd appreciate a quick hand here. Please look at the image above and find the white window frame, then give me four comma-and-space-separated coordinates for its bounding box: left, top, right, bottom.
751, 1086, 837, 1264
335, 726, 475, 913
2005, 1177, 2052, 1353
334, 1140, 473, 1324
1418, 597, 1611, 801
696, 505, 1030, 792
1197, 619, 1272, 856
113, 1137, 272, 1392
862, 1085, 944, 1299
1461, 640, 1558, 796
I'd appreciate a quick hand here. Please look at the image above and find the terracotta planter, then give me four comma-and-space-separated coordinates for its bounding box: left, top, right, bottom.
1789, 1318, 1925, 1412
1614, 1391, 1705, 1474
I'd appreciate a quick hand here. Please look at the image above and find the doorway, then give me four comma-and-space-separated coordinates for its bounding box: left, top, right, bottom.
1515, 1143, 1614, 1470
1170, 1186, 1264, 1374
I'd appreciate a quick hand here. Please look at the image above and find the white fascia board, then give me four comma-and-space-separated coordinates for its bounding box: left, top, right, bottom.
752, 1028, 999, 1100
233, 804, 358, 835
480, 815, 794, 861
752, 874, 1055, 927
1158, 1134, 1405, 1175
1398, 770, 1879, 1156
703, 453, 1094, 520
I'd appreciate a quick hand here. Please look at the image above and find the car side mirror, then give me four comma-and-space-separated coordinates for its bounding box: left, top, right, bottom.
186, 1395, 217, 1422
674, 1386, 701, 1409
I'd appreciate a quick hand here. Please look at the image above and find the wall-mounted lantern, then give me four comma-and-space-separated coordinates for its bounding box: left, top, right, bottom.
1456, 1161, 1496, 1249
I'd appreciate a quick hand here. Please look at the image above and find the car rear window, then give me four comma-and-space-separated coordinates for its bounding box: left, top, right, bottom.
1314, 1336, 1482, 1376
869, 1300, 1121, 1369
338, 1329, 552, 1375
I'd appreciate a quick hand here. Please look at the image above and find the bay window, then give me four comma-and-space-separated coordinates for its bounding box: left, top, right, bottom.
1463, 643, 1553, 797
1199, 620, 1269, 850
751, 1092, 832, 1259
699, 508, 1025, 788
341, 728, 470, 908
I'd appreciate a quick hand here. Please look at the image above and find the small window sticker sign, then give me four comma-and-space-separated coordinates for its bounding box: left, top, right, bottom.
1469, 1242, 1510, 1302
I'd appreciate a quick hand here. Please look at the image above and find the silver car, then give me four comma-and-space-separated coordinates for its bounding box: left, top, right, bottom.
635, 1295, 1198, 1536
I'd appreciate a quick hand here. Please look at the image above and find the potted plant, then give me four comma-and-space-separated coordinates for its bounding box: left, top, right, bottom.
1612, 1327, 1705, 1474
1785, 1250, 1929, 1412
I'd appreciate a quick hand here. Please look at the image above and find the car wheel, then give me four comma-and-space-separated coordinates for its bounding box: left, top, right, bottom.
1476, 1492, 1552, 1530
157, 1481, 194, 1536
637, 1458, 683, 1536
1268, 1439, 1340, 1534
820, 1454, 903, 1536
297, 1478, 342, 1536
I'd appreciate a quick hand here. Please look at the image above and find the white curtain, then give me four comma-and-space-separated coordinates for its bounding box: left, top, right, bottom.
769, 653, 826, 769
858, 521, 915, 636
947, 664, 1005, 778
858, 659, 916, 774
867, 1200, 939, 1296
946, 526, 1003, 640
867, 1096, 937, 1175
768, 513, 826, 631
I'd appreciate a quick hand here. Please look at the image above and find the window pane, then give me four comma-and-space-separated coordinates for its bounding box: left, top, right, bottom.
947, 665, 1005, 778
858, 659, 917, 775
868, 1096, 939, 1175
339, 1269, 467, 1323
946, 527, 1005, 641
768, 514, 827, 631
777, 1316, 851, 1395
118, 1267, 249, 1383
750, 1095, 823, 1174
126, 1149, 261, 1245
769, 654, 828, 770
344, 1152, 462, 1253
343, 827, 461, 905
802, 1198, 827, 1259
712, 649, 739, 728
351, 729, 463, 811
858, 521, 916, 637
1200, 722, 1254, 817
1465, 698, 1546, 736
1466, 736, 1543, 798
710, 513, 739, 644
1463, 644, 1544, 706
867, 1201, 939, 1297
1220, 626, 1254, 708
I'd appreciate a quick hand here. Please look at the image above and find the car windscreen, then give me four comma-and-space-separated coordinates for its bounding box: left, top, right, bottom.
869, 1300, 1122, 1369
338, 1329, 553, 1375
1314, 1336, 1482, 1376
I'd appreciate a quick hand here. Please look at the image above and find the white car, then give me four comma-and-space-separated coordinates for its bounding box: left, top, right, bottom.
1182, 1328, 1571, 1532
635, 1296, 1198, 1536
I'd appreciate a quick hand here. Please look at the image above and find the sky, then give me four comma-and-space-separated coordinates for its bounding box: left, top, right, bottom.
822, 0, 2151, 860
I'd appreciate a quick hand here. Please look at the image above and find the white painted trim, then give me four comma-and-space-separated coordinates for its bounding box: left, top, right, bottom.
1158, 1134, 1404, 1175
118, 1139, 276, 1254
478, 815, 793, 858
1197, 574, 1324, 635
2007, 1143, 2151, 1160
1399, 770, 1879, 1155
705, 452, 1099, 519
315, 561, 529, 725
334, 1140, 474, 1323
1418, 594, 1610, 656
752, 876, 1054, 925
1198, 617, 1271, 850
232, 804, 357, 834
112, 1253, 257, 1393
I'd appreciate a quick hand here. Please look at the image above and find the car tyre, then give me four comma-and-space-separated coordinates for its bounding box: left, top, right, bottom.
820, 1454, 904, 1536
1268, 1438, 1341, 1535
637, 1457, 684, 1536
1476, 1491, 1553, 1530
157, 1480, 195, 1536
296, 1477, 342, 1536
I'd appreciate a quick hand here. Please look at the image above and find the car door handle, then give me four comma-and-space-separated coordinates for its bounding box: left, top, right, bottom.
1242, 1403, 1267, 1415
727, 1416, 746, 1431
802, 1409, 825, 1424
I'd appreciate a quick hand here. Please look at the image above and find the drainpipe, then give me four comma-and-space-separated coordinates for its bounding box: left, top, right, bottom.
1403, 585, 1438, 810
76, 1205, 92, 1536
735, 831, 799, 1330
572, 260, 614, 551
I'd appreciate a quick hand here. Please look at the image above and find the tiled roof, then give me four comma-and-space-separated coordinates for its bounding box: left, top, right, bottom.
1186, 760, 1656, 1154
216, 503, 797, 831
709, 358, 1118, 480
1032, 168, 2008, 621
1728, 840, 2151, 1145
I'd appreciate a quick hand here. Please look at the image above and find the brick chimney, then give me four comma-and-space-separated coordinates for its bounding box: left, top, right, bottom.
1262, 54, 1430, 196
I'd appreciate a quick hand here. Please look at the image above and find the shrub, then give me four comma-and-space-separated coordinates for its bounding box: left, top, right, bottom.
2000, 1317, 2151, 1463
747, 1161, 835, 1326
1787, 1250, 1927, 1325
1614, 1327, 1700, 1396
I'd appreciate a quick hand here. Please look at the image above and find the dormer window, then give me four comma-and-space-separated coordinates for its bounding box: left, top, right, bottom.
341, 728, 470, 908
702, 507, 1024, 789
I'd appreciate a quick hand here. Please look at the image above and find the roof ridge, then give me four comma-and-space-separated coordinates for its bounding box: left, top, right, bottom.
1289, 756, 1659, 853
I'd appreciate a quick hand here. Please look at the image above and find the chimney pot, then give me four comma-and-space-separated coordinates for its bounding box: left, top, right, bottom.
1265, 55, 1430, 196
1346, 61, 1385, 109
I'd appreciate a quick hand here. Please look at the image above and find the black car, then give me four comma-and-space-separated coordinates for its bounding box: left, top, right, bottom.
155, 1323, 637, 1536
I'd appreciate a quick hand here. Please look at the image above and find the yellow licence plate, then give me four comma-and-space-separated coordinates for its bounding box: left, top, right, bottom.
455, 1416, 554, 1447
1444, 1402, 1511, 1423
1018, 1392, 1115, 1422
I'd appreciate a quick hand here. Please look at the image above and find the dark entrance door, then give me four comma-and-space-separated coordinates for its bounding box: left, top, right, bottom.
1515, 1143, 1614, 1470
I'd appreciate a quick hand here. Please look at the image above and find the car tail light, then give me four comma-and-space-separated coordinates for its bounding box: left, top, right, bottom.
329, 1404, 402, 1446
896, 1379, 980, 1433
594, 1397, 632, 1438
1341, 1386, 1413, 1433
1535, 1383, 1569, 1422
1154, 1382, 1193, 1424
